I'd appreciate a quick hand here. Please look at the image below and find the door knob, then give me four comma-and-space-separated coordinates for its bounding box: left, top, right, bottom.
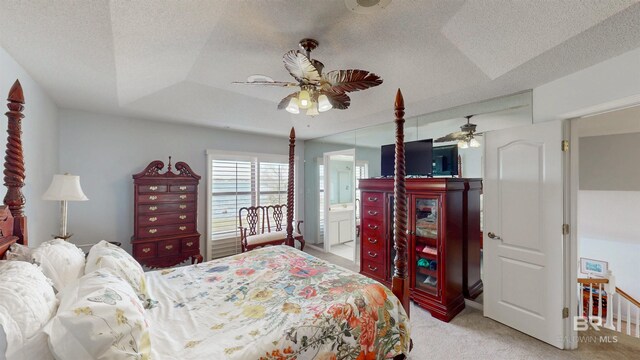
487, 232, 502, 240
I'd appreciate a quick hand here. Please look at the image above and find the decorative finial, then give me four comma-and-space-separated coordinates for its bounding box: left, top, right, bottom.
395, 89, 404, 109
167, 156, 172, 172
7, 80, 24, 104
289, 127, 295, 139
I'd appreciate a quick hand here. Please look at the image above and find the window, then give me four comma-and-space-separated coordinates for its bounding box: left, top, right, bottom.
207, 152, 293, 259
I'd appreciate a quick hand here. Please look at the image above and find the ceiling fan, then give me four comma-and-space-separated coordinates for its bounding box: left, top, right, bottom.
435, 115, 481, 149
434, 104, 529, 148
233, 38, 383, 116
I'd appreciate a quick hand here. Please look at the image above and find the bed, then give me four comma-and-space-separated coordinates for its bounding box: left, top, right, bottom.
0, 80, 412, 359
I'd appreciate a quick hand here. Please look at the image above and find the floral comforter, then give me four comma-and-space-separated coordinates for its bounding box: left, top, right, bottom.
145, 245, 410, 360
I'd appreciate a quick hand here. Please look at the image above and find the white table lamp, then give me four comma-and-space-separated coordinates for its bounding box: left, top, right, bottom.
42, 174, 88, 239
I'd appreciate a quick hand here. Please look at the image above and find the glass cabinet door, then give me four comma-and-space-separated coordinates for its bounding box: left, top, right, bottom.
413, 197, 440, 296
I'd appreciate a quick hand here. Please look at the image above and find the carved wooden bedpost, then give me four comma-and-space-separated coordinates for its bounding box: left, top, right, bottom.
285, 127, 295, 247
392, 89, 409, 316
3, 80, 27, 245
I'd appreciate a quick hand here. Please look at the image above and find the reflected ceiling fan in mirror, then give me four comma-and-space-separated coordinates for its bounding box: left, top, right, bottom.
434, 104, 528, 148
233, 38, 383, 116
435, 115, 481, 149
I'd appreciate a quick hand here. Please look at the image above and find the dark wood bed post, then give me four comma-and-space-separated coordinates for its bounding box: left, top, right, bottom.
285, 127, 295, 247
392, 89, 410, 316
3, 80, 27, 245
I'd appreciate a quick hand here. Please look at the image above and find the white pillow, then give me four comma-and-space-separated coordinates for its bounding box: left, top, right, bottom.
0, 261, 57, 359
45, 269, 151, 360
85, 240, 150, 305
31, 239, 86, 292
4, 243, 31, 262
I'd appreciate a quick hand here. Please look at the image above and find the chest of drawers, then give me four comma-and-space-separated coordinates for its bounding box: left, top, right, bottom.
131, 159, 203, 268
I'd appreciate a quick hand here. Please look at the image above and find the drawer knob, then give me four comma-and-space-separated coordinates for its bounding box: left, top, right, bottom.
165, 244, 173, 250
368, 224, 378, 230
368, 264, 378, 271
179, 195, 187, 199
142, 247, 151, 253
149, 217, 157, 222
367, 210, 378, 216
186, 241, 193, 247
179, 226, 187, 231
148, 229, 157, 234
149, 195, 157, 200
368, 251, 378, 258
367, 196, 378, 202
179, 186, 187, 191
179, 204, 187, 209
149, 206, 157, 211
367, 237, 377, 244
149, 186, 158, 191
179, 215, 187, 220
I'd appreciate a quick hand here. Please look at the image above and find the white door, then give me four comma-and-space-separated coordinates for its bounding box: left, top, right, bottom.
484, 120, 567, 349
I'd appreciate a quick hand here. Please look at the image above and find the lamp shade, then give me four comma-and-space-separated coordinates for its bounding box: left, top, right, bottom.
285, 97, 300, 114
42, 174, 89, 201
318, 94, 332, 112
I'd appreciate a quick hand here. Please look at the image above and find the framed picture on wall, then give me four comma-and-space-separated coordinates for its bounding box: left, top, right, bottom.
580, 257, 608, 277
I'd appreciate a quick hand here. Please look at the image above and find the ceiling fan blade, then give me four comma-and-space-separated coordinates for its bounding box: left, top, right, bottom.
435, 131, 467, 142
277, 92, 298, 110
323, 69, 383, 93
321, 90, 350, 110
312, 59, 324, 75
283, 50, 321, 85
232, 80, 297, 87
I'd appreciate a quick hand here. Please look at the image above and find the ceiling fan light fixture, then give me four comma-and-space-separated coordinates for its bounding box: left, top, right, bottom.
285, 97, 300, 114
458, 140, 469, 149
469, 137, 481, 148
318, 94, 332, 112
306, 102, 319, 116
298, 90, 311, 109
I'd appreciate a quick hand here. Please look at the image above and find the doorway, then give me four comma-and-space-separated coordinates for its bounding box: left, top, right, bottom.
323, 149, 357, 261
569, 105, 640, 346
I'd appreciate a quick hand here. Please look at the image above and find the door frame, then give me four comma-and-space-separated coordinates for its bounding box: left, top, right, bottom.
322, 149, 356, 254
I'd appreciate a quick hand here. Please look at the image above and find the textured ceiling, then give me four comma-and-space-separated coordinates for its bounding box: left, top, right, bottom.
0, 0, 639, 139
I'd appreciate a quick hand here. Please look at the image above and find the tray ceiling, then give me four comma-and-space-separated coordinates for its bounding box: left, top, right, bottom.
0, 0, 638, 139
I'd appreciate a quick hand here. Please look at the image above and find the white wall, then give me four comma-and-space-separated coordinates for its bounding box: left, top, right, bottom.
58, 109, 304, 258
533, 47, 640, 123
0, 46, 59, 247
578, 191, 640, 305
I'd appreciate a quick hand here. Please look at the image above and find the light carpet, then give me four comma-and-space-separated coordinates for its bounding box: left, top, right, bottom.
304, 247, 640, 359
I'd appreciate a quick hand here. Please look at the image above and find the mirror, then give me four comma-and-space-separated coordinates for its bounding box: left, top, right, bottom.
303, 90, 533, 259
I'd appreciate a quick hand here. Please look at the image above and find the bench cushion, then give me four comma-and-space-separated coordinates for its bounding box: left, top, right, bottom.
246, 231, 301, 245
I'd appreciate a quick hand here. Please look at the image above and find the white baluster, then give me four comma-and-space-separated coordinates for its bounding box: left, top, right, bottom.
627, 301, 631, 336
579, 283, 584, 319
604, 272, 615, 330
598, 283, 603, 322
617, 294, 622, 332
636, 307, 640, 338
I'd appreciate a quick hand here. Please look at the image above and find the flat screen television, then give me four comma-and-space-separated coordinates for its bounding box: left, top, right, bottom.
432, 145, 458, 176
381, 139, 433, 177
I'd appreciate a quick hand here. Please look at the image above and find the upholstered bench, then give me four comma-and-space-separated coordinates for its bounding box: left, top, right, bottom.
238, 204, 304, 252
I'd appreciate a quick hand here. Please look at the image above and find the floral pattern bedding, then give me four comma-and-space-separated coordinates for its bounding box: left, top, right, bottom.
145, 245, 410, 360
